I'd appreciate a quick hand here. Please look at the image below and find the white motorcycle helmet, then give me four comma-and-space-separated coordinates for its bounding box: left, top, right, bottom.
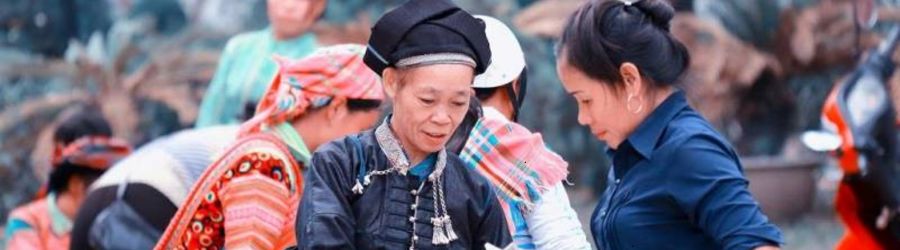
474, 15, 526, 88
473, 15, 528, 120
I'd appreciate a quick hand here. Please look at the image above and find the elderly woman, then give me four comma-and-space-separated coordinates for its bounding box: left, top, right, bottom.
195, 0, 326, 127
294, 0, 511, 249
555, 0, 783, 249
155, 44, 385, 250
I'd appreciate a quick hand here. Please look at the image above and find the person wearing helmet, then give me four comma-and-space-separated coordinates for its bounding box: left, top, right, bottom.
471, 16, 528, 122
457, 16, 591, 250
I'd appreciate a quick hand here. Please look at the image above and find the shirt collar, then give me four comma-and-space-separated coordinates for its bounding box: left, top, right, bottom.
624, 90, 688, 159
409, 153, 437, 181
482, 106, 508, 121
46, 193, 73, 236
375, 116, 449, 177
270, 122, 312, 165
265, 27, 318, 51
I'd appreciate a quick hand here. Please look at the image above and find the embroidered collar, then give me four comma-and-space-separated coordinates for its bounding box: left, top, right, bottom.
374, 117, 448, 180
360, 117, 458, 246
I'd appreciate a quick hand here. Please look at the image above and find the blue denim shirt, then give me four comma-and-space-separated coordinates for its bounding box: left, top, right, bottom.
591, 91, 783, 250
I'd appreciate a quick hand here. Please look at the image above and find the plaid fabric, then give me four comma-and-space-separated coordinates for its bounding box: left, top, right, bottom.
459, 116, 568, 249
239, 44, 384, 136
506, 204, 537, 249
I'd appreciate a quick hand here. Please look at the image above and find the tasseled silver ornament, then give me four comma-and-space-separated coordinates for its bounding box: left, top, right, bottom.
431, 216, 450, 245
352, 180, 364, 194
370, 119, 460, 248
354, 168, 395, 195
442, 215, 458, 241
430, 159, 458, 245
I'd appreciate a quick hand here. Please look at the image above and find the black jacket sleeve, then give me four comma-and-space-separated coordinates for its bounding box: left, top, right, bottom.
474, 180, 512, 249
295, 138, 359, 250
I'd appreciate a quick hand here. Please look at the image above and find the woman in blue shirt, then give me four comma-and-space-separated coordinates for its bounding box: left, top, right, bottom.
554, 0, 784, 249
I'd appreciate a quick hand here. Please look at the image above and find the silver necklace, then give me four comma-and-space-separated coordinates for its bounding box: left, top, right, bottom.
351, 120, 458, 248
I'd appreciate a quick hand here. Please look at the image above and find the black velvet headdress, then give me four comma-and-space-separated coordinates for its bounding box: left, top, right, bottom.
364, 0, 491, 77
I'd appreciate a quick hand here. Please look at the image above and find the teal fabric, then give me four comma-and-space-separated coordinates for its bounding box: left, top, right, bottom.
4, 218, 33, 239
409, 153, 436, 182
195, 28, 318, 127
45, 193, 73, 236
270, 122, 312, 165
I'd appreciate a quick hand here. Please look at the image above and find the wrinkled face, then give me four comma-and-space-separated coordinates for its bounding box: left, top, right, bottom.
385, 64, 474, 158
267, 0, 325, 39
557, 58, 631, 149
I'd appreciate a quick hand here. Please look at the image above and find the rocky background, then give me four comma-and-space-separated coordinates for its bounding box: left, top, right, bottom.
4, 0, 900, 248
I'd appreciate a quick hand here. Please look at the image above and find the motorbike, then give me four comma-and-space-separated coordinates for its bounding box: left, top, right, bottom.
802, 22, 900, 249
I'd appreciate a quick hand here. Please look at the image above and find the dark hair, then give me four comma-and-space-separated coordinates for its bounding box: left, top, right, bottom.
241, 101, 259, 122
346, 99, 383, 112
557, 0, 690, 88
474, 86, 502, 101
47, 162, 106, 193
49, 110, 112, 193
53, 111, 113, 145
261, 98, 383, 124
447, 96, 483, 154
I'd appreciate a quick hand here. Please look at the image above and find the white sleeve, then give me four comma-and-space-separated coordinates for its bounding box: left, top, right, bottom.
525, 183, 592, 250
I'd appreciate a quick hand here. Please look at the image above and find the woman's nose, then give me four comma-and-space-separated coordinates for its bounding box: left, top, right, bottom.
577, 108, 591, 126
430, 106, 453, 125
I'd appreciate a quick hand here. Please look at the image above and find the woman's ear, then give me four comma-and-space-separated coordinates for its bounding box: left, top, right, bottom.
382, 68, 399, 99
326, 96, 349, 122
619, 62, 643, 98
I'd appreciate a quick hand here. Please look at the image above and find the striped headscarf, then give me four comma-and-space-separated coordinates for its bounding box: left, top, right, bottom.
51, 136, 132, 170
239, 44, 385, 136
460, 116, 569, 236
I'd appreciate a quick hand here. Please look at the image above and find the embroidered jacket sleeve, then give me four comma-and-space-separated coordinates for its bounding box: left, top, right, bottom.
220, 173, 296, 250
153, 137, 302, 250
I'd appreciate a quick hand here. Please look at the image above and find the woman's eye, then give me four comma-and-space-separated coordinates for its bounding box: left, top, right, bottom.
419, 98, 435, 104
452, 101, 467, 107
580, 99, 592, 105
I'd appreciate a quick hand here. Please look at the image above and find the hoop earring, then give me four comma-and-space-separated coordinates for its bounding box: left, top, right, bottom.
626, 94, 644, 114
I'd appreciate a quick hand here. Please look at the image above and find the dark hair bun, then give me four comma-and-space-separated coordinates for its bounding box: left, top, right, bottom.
557, 0, 690, 87
633, 0, 675, 31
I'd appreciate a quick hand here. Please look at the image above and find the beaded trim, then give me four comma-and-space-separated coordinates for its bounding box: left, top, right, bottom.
396, 53, 476, 69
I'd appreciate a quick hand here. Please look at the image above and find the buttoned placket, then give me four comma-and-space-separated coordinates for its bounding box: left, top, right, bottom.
408, 180, 427, 250
600, 164, 625, 250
